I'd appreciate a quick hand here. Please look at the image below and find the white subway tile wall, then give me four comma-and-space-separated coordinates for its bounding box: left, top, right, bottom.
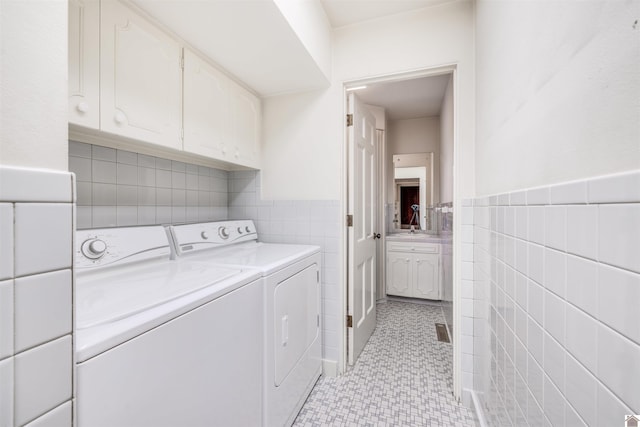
0, 166, 74, 427
227, 170, 342, 366
69, 141, 228, 228
471, 170, 640, 426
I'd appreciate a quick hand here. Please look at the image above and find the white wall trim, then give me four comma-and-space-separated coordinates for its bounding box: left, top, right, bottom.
322, 359, 339, 377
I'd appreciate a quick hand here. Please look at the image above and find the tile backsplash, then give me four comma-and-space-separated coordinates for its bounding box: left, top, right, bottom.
469, 170, 640, 426
69, 141, 229, 229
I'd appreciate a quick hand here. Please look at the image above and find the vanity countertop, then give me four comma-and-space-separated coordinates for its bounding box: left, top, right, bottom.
386, 233, 445, 243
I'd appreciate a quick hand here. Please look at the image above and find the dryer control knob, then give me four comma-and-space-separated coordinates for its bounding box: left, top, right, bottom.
245, 226, 251, 233
218, 226, 230, 239
201, 231, 209, 240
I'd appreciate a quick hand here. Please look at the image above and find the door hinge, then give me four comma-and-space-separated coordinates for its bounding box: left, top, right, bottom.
346, 315, 353, 328
346, 114, 353, 127
317, 270, 320, 283
346, 214, 353, 227
180, 49, 185, 70
180, 128, 184, 141
317, 314, 320, 327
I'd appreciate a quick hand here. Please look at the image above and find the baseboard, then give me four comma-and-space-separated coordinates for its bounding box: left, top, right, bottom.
322, 359, 338, 377
464, 388, 488, 427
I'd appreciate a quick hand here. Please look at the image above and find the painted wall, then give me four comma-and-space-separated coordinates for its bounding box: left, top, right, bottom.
440, 76, 454, 204
0, 0, 68, 170
273, 0, 332, 82
261, 0, 475, 200
475, 0, 640, 196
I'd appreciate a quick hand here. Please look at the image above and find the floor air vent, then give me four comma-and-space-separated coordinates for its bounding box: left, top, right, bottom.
435, 323, 450, 343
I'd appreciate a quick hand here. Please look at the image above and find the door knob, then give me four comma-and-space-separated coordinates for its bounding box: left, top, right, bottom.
373, 233, 381, 239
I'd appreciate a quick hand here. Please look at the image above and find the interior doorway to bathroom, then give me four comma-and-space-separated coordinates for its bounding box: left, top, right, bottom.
344, 66, 460, 396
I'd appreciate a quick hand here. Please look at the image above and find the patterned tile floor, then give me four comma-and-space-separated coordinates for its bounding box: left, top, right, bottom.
293, 300, 477, 426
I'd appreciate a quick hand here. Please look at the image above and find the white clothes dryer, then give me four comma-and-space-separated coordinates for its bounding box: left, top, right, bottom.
75, 225, 263, 427
169, 220, 322, 427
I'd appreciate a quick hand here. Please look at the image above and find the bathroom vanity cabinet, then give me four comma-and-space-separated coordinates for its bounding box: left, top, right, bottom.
386, 240, 441, 300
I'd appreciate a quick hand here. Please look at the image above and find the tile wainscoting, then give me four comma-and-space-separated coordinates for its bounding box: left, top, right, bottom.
466, 170, 640, 426
0, 166, 75, 427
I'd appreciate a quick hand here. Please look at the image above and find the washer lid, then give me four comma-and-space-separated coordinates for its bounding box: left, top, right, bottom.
76, 261, 241, 329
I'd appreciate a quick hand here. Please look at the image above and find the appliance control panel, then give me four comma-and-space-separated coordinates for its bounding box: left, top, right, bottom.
76, 226, 171, 269
169, 220, 258, 256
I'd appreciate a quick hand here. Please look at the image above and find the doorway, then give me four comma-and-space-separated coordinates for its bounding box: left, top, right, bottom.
343, 66, 461, 398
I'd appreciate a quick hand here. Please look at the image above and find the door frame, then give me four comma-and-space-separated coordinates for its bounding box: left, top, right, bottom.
341, 64, 463, 400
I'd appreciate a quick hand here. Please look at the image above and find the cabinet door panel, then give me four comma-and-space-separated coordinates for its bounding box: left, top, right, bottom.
101, 0, 182, 150
183, 50, 230, 159
231, 86, 261, 168
414, 254, 440, 300
386, 253, 412, 297
69, 0, 99, 128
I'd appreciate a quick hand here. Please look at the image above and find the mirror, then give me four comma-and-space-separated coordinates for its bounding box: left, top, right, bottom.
392, 153, 434, 231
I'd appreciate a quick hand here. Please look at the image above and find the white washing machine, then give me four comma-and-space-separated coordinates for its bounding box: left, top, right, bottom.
75, 225, 264, 427
169, 220, 322, 427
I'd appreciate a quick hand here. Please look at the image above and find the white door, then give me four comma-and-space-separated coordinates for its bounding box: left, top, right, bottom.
69, 0, 99, 128
100, 0, 182, 149
183, 49, 230, 160
414, 253, 440, 299
347, 93, 378, 365
386, 253, 412, 297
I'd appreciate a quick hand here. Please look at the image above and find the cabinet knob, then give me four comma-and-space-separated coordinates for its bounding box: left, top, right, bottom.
76, 102, 89, 114
114, 111, 126, 124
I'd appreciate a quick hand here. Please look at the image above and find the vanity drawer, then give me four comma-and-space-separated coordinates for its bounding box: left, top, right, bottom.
387, 242, 440, 254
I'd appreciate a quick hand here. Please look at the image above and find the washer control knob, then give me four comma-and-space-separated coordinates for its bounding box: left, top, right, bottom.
82, 238, 107, 259
201, 231, 209, 240
245, 226, 251, 233
237, 227, 243, 234
218, 226, 230, 239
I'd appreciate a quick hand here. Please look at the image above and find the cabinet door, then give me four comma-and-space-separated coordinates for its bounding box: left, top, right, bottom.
413, 253, 440, 300
100, 0, 182, 150
230, 84, 261, 168
69, 0, 99, 128
183, 49, 231, 159
386, 252, 412, 297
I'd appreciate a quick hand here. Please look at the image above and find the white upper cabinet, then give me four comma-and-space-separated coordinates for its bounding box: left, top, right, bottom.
68, 0, 261, 169
68, 0, 100, 128
183, 49, 261, 169
100, 0, 182, 150
183, 49, 230, 160
230, 84, 261, 169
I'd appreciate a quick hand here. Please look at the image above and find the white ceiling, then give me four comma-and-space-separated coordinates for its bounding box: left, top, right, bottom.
320, 0, 457, 28
131, 0, 455, 99
354, 74, 451, 120
132, 0, 330, 97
